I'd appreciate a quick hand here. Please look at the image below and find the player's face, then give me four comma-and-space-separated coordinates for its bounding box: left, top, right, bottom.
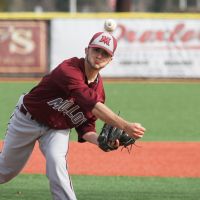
85, 47, 112, 70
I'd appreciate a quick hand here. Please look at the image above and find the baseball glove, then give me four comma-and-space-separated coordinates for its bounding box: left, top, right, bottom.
97, 123, 135, 152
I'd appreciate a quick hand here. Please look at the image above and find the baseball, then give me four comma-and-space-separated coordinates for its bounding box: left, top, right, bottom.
104, 19, 117, 32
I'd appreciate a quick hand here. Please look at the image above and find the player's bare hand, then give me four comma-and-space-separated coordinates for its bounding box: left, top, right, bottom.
125, 122, 146, 140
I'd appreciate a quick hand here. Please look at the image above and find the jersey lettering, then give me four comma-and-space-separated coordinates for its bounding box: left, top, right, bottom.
47, 98, 63, 109
71, 112, 86, 124
47, 98, 87, 126
58, 101, 74, 112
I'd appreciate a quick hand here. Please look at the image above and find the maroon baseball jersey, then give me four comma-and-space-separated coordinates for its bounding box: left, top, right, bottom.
23, 57, 105, 142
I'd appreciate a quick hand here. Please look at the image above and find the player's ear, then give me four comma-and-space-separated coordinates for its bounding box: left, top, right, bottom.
85, 48, 88, 55
108, 56, 113, 63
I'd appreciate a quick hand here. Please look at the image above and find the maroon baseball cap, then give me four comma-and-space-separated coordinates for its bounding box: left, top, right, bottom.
88, 32, 117, 56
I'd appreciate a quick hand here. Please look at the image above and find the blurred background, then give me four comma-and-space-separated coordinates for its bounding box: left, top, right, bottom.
0, 0, 200, 13
0, 0, 200, 79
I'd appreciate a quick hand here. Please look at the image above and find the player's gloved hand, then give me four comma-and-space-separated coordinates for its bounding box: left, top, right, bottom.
97, 123, 135, 152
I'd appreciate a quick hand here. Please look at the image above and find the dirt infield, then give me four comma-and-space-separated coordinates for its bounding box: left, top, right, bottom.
1, 141, 199, 177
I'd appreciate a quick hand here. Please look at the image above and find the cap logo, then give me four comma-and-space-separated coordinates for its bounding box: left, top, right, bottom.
99, 36, 111, 46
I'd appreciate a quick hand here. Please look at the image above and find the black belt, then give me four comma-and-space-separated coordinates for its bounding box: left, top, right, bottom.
20, 104, 35, 120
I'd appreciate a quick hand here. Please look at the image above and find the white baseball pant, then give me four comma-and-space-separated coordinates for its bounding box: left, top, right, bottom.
0, 95, 77, 200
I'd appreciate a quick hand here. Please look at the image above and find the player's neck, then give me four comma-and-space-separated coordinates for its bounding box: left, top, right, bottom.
85, 67, 98, 84
84, 59, 99, 84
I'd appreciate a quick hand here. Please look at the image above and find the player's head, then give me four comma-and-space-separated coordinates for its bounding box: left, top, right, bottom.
88, 32, 117, 56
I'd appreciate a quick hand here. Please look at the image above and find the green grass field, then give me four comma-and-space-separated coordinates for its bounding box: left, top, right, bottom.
0, 81, 200, 199
1, 174, 200, 200
1, 82, 200, 141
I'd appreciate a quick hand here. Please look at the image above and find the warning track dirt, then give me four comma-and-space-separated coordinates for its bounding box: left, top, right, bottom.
1, 141, 199, 178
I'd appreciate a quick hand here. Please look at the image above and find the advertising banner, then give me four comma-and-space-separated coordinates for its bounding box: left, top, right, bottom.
51, 18, 200, 78
0, 20, 47, 75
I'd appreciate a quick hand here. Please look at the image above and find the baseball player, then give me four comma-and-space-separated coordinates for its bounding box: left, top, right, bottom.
0, 31, 145, 200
